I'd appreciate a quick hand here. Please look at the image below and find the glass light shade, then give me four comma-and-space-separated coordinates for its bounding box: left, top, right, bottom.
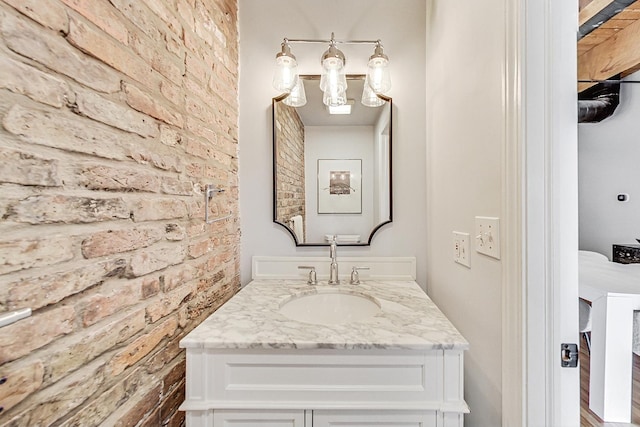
323, 85, 347, 107
320, 44, 347, 95
282, 78, 307, 107
361, 77, 385, 107
367, 45, 391, 94
272, 43, 298, 92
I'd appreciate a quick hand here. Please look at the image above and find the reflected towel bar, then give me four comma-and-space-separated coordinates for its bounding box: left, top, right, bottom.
204, 184, 232, 224
0, 308, 31, 328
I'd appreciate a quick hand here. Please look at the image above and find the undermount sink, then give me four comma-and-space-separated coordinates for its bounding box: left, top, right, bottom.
279, 289, 381, 325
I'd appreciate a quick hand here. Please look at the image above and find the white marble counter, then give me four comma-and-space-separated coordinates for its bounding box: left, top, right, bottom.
180, 280, 468, 351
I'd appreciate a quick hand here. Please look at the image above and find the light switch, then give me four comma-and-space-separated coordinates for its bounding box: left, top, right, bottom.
453, 231, 471, 268
475, 216, 500, 259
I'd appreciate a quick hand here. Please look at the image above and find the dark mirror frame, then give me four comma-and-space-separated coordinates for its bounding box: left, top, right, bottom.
272, 75, 393, 246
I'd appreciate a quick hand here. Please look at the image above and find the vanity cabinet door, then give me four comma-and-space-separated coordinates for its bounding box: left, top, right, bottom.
212, 409, 306, 426
312, 410, 438, 427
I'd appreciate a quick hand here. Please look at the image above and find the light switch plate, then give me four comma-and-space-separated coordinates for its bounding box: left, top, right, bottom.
475, 216, 500, 259
453, 231, 471, 268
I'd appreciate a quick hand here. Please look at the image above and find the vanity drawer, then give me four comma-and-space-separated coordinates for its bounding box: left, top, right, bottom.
184, 348, 462, 409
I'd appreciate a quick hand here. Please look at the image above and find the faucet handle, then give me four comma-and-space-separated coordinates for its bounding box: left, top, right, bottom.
350, 266, 370, 285
297, 266, 317, 285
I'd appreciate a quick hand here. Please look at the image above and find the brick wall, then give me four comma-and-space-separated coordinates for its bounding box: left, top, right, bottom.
274, 102, 305, 238
0, 0, 239, 425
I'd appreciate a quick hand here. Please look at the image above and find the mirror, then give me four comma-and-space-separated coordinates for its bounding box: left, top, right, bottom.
273, 75, 392, 246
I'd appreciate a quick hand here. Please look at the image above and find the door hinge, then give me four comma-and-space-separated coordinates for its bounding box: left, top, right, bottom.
561, 343, 579, 367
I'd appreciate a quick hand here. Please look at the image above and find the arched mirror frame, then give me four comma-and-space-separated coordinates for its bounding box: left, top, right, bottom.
272, 74, 393, 246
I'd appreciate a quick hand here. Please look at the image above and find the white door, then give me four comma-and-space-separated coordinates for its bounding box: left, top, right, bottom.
520, 0, 581, 425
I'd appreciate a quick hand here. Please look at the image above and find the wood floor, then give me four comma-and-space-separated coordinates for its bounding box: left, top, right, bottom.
580, 334, 640, 426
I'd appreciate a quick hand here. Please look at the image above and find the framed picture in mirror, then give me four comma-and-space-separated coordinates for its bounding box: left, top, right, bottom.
317, 159, 362, 214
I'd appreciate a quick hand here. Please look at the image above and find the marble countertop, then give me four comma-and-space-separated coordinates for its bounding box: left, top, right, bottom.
180, 280, 469, 351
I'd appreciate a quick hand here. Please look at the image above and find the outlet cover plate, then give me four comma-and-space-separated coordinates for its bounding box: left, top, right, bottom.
475, 216, 500, 259
453, 231, 471, 268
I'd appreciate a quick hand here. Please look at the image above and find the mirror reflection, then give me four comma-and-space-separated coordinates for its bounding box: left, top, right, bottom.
273, 75, 392, 246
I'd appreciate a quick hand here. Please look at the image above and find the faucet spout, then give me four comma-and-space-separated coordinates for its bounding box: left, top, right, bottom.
328, 235, 339, 285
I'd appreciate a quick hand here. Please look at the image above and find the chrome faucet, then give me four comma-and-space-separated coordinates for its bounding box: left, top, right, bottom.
328, 235, 339, 285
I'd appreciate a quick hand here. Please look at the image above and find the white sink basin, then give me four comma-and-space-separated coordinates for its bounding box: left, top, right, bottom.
279, 289, 381, 325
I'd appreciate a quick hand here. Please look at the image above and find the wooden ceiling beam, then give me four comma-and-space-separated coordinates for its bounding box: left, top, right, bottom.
578, 14, 640, 91
580, 0, 616, 26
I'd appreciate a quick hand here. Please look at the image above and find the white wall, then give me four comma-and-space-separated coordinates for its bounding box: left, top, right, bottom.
238, 0, 427, 285
579, 70, 640, 259
425, 1, 505, 426
304, 126, 374, 243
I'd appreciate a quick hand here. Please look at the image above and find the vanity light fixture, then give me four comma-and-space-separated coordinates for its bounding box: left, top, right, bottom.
272, 33, 391, 107
272, 40, 298, 93
282, 77, 307, 107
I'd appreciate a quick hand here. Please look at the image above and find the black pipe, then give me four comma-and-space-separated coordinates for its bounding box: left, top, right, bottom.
578, 79, 620, 123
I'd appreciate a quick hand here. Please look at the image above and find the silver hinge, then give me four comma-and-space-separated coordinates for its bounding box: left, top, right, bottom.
561, 343, 579, 368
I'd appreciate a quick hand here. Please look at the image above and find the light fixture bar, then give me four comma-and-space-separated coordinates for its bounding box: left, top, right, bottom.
284, 38, 382, 46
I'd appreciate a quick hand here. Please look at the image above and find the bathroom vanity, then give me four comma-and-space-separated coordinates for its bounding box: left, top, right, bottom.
179, 259, 468, 427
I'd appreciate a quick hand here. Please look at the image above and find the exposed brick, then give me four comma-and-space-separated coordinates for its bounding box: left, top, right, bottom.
164, 223, 186, 241
123, 82, 184, 128
185, 114, 216, 143
184, 135, 215, 159
162, 359, 186, 395
0, 56, 75, 108
130, 198, 188, 222
5, 258, 127, 311
146, 282, 195, 322
109, 384, 162, 427
0, 235, 73, 275
160, 79, 183, 107
162, 263, 197, 292
0, 9, 120, 93
159, 125, 183, 147
14, 358, 106, 426
160, 379, 185, 425
3, 104, 133, 160
0, 147, 61, 187
80, 281, 141, 327
109, 0, 159, 39
0, 0, 240, 423
81, 226, 164, 259
57, 367, 148, 427
79, 164, 161, 193
47, 309, 146, 384
141, 276, 161, 299
74, 89, 159, 138
108, 317, 178, 376
188, 237, 216, 259
140, 0, 181, 36
67, 15, 156, 87
160, 177, 194, 196
0, 306, 75, 364
6, 194, 130, 224
127, 146, 183, 173
2, 0, 69, 33
60, 0, 129, 44
129, 242, 187, 277
0, 360, 44, 413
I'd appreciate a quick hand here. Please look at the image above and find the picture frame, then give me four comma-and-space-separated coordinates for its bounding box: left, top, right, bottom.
317, 159, 362, 214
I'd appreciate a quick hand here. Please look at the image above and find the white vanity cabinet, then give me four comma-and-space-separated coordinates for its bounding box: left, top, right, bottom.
180, 277, 469, 427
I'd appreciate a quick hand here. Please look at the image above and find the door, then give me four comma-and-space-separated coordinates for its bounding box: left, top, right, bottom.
520, 0, 581, 425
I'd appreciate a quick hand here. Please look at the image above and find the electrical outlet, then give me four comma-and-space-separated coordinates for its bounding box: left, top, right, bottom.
453, 231, 471, 268
475, 216, 500, 259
